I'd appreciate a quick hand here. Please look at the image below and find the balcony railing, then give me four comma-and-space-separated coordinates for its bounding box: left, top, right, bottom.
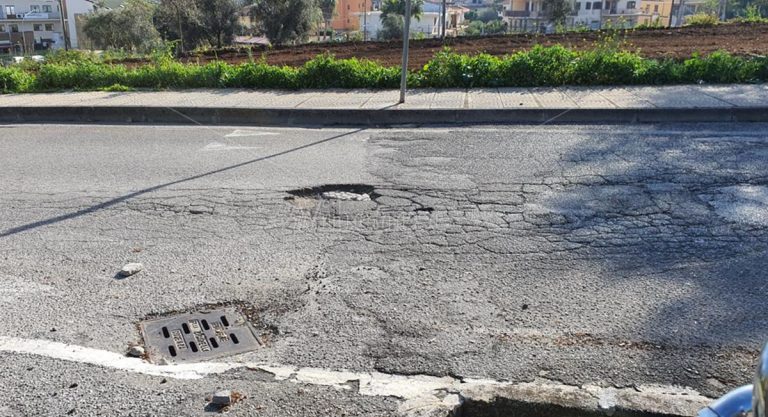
504, 10, 531, 17
1, 11, 61, 20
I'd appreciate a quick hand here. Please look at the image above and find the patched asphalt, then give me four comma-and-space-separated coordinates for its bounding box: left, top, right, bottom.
1, 124, 766, 415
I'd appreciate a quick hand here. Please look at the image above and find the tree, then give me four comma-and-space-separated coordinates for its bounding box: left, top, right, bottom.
199, 0, 241, 48
154, 0, 203, 52
319, 0, 336, 41
541, 0, 571, 25
250, 0, 320, 45
476, 7, 501, 22
155, 0, 240, 51
83, 0, 161, 52
379, 0, 424, 39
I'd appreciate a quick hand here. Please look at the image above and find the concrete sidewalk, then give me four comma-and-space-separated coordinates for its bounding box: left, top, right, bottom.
2, 84, 768, 125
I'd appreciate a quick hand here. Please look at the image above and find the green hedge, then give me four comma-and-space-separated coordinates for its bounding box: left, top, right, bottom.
4, 46, 767, 93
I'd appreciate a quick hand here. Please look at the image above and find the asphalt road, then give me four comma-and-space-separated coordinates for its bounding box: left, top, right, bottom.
1, 123, 767, 416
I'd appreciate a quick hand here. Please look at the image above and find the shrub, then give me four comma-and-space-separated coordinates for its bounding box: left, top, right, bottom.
0, 66, 35, 93
685, 13, 719, 26
569, 49, 648, 85
297, 54, 400, 88
222, 62, 300, 89
1, 46, 767, 93
36, 62, 128, 90
681, 51, 753, 83
419, 50, 503, 88
497, 45, 576, 86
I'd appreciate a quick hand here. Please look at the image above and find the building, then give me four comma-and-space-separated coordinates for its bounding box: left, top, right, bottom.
502, 0, 551, 32
502, 0, 672, 31
636, 0, 673, 26
332, 0, 373, 32
597, 0, 649, 27
0, 0, 94, 53
360, 0, 467, 39
454, 0, 495, 9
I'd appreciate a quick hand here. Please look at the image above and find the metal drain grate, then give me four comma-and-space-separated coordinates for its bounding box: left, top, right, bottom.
140, 308, 260, 363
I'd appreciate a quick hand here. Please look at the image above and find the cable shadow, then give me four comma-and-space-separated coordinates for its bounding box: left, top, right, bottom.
0, 128, 366, 239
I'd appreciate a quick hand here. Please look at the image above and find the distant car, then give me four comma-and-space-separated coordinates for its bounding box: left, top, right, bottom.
11, 55, 45, 64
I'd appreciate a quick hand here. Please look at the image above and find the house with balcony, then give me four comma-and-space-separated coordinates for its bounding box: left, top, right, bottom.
0, 0, 93, 53
502, 0, 545, 32
636, 0, 674, 26
598, 0, 650, 27
360, 0, 467, 39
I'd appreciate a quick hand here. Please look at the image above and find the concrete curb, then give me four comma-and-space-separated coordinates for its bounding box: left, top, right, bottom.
3, 106, 768, 126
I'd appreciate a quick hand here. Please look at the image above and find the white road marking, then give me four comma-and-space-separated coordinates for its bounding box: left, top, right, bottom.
224, 129, 280, 137
0, 336, 455, 398
201, 141, 262, 151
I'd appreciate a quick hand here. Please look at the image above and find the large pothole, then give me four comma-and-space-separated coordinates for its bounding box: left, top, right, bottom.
284, 184, 380, 211
285, 184, 379, 202
456, 398, 680, 417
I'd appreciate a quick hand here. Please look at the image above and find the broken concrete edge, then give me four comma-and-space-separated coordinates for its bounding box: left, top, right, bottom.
0, 337, 712, 416
3, 106, 768, 126
0, 335, 711, 417
433, 381, 711, 417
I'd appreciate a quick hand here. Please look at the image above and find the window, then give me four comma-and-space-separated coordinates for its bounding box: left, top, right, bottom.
627, 1, 636, 8
585, 2, 591, 9
0, 25, 4, 31
654, 4, 658, 11
605, 1, 611, 9
45, 23, 53, 30
33, 23, 42, 30
593, 2, 602, 9
10, 24, 19, 32
42, 4, 51, 12
575, 2, 581, 10
30, 4, 40, 11
5, 5, 15, 15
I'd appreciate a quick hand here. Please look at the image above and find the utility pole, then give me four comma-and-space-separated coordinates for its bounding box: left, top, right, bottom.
57, 0, 69, 50
399, 0, 412, 103
667, 0, 675, 26
719, 0, 726, 20
441, 0, 447, 40
363, 0, 368, 41
676, 0, 685, 26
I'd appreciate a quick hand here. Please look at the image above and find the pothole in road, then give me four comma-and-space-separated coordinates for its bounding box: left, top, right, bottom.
284, 184, 379, 207
139, 307, 262, 364
456, 397, 670, 417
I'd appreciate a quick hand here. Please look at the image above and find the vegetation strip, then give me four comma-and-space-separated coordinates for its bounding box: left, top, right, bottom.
1, 45, 767, 93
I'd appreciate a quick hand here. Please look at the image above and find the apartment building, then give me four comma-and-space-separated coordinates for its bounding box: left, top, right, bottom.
0, 0, 93, 53
332, 0, 373, 32
635, 0, 673, 26
502, 0, 548, 32
361, 1, 467, 39
503, 0, 669, 31
597, 0, 650, 27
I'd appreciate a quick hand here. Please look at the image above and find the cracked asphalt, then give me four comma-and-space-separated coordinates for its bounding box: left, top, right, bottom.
1, 123, 767, 416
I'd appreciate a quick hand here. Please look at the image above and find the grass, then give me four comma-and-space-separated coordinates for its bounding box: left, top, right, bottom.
2, 46, 767, 93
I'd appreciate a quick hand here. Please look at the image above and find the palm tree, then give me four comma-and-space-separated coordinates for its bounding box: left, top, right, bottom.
379, 0, 423, 39
380, 0, 423, 20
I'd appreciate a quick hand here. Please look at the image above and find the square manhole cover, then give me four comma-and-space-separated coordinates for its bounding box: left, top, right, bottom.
140, 308, 260, 363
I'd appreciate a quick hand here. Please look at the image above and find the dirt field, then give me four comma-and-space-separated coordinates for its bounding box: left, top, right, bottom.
184, 23, 768, 69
